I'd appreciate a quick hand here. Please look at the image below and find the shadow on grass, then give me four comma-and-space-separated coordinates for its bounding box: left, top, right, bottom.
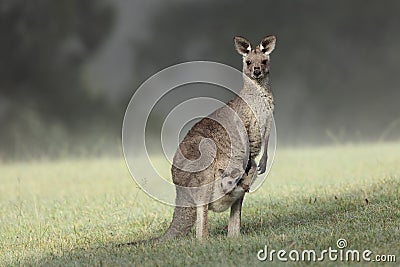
30, 178, 400, 266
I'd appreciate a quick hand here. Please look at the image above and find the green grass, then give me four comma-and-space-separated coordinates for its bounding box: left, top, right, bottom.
1, 142, 399, 266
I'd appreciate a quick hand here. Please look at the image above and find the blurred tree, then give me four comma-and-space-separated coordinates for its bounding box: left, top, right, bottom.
0, 0, 115, 158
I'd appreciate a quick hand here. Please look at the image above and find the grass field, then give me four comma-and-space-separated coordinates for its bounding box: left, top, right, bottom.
1, 142, 399, 266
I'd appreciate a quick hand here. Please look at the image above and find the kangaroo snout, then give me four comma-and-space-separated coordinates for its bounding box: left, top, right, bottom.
253, 68, 262, 77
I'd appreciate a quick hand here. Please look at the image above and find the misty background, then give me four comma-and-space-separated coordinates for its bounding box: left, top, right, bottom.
1, 0, 399, 160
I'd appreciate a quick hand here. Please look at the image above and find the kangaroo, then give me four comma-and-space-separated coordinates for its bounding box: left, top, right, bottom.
157, 35, 276, 241
219, 168, 246, 195
209, 161, 257, 213
127, 36, 276, 245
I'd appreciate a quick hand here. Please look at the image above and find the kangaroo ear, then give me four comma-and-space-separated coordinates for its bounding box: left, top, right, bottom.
234, 36, 251, 56
259, 35, 276, 55
230, 168, 242, 179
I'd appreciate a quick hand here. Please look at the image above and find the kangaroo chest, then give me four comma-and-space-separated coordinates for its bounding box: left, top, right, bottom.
245, 92, 274, 158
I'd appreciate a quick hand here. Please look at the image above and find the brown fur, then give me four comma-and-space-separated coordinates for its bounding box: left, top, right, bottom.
141, 36, 276, 243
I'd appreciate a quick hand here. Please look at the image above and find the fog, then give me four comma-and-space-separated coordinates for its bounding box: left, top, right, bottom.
1, 0, 399, 160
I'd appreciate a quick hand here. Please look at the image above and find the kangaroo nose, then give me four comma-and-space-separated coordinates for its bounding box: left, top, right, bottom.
253, 69, 261, 76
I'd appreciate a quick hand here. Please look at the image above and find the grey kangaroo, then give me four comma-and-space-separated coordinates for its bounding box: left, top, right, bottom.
130, 35, 276, 244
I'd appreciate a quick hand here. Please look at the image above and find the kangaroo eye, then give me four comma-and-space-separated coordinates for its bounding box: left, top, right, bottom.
228, 181, 233, 185
262, 59, 267, 65
246, 60, 251, 66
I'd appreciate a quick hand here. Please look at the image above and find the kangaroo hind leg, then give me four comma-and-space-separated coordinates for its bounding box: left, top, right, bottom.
196, 204, 209, 240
